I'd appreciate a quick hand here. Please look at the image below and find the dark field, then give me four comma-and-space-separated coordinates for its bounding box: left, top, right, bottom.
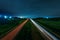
0, 18, 25, 38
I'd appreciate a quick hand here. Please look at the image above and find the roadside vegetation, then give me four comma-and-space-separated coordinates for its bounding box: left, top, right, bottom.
34, 18, 60, 38
0, 18, 25, 38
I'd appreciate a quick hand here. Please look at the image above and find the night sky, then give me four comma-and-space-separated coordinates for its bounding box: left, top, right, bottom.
0, 0, 60, 18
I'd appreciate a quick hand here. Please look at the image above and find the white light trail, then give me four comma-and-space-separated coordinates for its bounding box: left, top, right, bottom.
30, 19, 58, 40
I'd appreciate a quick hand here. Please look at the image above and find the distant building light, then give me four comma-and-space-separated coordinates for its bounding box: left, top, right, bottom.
0, 15, 1, 17
20, 16, 24, 18
4, 16, 8, 19
46, 17, 48, 19
20, 16, 23, 18
18, 16, 26, 18
9, 16, 12, 18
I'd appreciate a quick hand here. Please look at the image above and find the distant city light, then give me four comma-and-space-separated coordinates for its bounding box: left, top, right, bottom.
9, 16, 12, 18
0, 15, 2, 17
46, 17, 48, 19
4, 16, 8, 19
20, 16, 23, 18
18, 16, 24, 18
18, 16, 27, 18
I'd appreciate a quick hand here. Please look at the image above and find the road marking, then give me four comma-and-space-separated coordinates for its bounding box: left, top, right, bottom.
1, 19, 29, 40
30, 19, 58, 40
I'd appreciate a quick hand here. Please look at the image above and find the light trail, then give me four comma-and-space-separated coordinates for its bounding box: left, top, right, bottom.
1, 19, 29, 40
30, 19, 58, 40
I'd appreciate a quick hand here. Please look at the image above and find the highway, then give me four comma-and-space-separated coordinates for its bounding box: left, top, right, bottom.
30, 19, 58, 40
0, 19, 59, 40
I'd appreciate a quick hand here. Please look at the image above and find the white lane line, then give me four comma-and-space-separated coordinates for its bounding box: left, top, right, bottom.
30, 19, 58, 40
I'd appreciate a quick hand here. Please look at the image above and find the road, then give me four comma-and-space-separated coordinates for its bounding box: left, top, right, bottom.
30, 19, 58, 40
0, 19, 29, 40
0, 19, 59, 40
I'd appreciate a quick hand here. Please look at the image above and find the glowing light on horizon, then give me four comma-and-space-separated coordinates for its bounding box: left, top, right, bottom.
0, 15, 2, 17
4, 16, 8, 19
9, 16, 12, 18
20, 16, 24, 18
46, 17, 48, 19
